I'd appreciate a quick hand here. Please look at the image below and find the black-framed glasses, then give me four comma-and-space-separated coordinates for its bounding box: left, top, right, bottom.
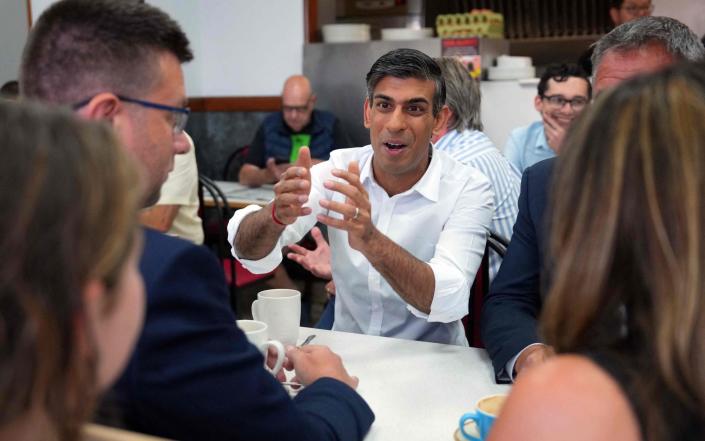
73, 94, 190, 134
621, 3, 654, 16
542, 94, 589, 111
282, 96, 313, 114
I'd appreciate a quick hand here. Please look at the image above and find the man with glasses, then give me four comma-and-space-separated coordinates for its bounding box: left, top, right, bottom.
610, 0, 653, 26
579, 0, 654, 74
239, 75, 351, 187
482, 16, 704, 384
503, 64, 591, 174
20, 1, 373, 440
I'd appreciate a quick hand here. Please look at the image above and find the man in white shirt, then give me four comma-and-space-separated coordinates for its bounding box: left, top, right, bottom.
432, 57, 520, 280
229, 49, 493, 346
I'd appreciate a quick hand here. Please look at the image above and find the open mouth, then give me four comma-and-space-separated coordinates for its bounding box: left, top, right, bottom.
384, 141, 407, 151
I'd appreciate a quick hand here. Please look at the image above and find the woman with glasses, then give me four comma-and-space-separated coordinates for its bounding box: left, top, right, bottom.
0, 101, 144, 441
489, 62, 705, 441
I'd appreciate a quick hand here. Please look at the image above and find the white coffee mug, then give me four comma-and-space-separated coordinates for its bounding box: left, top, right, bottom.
251, 289, 301, 346
236, 320, 285, 375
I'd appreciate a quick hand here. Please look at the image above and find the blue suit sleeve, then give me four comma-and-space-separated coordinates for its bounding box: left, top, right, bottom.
481, 165, 544, 383
111, 231, 374, 441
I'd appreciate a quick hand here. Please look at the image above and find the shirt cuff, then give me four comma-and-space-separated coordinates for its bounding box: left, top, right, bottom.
507, 343, 546, 382
406, 262, 470, 323
226, 204, 284, 274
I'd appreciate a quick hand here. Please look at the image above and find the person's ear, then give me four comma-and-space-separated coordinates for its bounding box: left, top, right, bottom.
432, 105, 451, 139
76, 93, 122, 123
534, 95, 544, 113
309, 93, 317, 106
75, 279, 107, 362
609, 7, 620, 26
363, 97, 372, 129
82, 279, 107, 328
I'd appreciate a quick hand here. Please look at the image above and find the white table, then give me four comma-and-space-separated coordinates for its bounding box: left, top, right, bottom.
203, 181, 274, 209
297, 327, 510, 441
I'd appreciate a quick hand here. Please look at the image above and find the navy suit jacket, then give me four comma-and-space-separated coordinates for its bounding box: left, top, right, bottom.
481, 158, 554, 382
102, 229, 374, 441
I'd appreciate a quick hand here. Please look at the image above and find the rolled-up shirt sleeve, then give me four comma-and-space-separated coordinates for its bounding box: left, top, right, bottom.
407, 171, 494, 323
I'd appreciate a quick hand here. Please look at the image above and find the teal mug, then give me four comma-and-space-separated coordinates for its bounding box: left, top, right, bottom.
458, 394, 507, 441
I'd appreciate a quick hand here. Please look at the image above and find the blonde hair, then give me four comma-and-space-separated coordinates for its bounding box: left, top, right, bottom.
0, 101, 141, 440
542, 62, 705, 441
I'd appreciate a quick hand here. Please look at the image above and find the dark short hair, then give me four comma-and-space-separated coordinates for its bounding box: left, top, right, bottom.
538, 63, 592, 99
592, 16, 705, 72
366, 48, 446, 116
21, 0, 193, 104
608, 0, 627, 8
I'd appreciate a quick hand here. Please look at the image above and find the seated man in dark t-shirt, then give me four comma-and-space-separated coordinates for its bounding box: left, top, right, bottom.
239, 74, 350, 187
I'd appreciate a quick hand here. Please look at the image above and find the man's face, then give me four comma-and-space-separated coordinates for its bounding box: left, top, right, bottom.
534, 77, 590, 127
282, 87, 314, 132
594, 43, 676, 94
364, 76, 445, 191
611, 0, 653, 26
115, 52, 189, 206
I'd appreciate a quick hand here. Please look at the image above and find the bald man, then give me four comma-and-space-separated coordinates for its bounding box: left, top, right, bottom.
239, 75, 350, 187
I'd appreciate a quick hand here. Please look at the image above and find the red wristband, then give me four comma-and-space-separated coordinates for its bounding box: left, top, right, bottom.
271, 204, 286, 226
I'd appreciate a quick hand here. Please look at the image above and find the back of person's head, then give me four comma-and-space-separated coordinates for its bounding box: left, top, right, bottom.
0, 80, 19, 100
366, 48, 446, 116
543, 61, 705, 441
434, 57, 482, 132
537, 63, 592, 99
592, 16, 705, 72
0, 101, 141, 440
20, 0, 192, 104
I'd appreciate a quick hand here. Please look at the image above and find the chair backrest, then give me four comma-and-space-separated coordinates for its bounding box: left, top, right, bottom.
463, 230, 509, 348
198, 175, 238, 311
222, 145, 249, 181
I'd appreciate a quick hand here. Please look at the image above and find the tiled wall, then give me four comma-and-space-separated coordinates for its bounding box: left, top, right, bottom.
186, 111, 269, 180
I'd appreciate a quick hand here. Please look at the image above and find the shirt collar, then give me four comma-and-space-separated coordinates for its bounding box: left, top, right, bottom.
536, 124, 552, 152
360, 144, 440, 202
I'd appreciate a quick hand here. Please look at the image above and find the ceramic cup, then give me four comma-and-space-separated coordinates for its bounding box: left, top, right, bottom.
236, 319, 285, 375
251, 289, 301, 346
458, 394, 507, 441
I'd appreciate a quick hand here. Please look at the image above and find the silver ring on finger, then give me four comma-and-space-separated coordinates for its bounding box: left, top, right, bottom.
352, 207, 360, 220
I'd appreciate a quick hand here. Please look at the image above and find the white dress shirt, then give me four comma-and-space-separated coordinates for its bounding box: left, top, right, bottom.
433, 129, 520, 279
228, 145, 494, 346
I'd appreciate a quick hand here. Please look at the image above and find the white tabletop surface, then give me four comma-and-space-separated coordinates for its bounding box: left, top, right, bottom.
204, 180, 274, 208
297, 327, 510, 441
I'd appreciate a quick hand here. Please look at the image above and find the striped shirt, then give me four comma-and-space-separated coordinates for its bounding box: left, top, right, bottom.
434, 129, 521, 279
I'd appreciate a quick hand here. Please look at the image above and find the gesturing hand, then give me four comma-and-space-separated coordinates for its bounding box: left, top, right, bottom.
316, 161, 377, 252
543, 113, 568, 153
271, 146, 312, 225
286, 226, 333, 280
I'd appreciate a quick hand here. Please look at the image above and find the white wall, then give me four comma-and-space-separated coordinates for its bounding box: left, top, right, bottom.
0, 0, 28, 86
31, 0, 304, 97
481, 80, 539, 150
653, 0, 705, 37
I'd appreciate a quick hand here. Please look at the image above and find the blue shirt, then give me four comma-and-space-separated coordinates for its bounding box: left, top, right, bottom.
503, 121, 556, 174
434, 129, 521, 279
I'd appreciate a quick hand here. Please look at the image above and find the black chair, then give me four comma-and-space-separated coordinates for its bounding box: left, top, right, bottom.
464, 230, 509, 348
222, 145, 249, 181
198, 175, 238, 312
